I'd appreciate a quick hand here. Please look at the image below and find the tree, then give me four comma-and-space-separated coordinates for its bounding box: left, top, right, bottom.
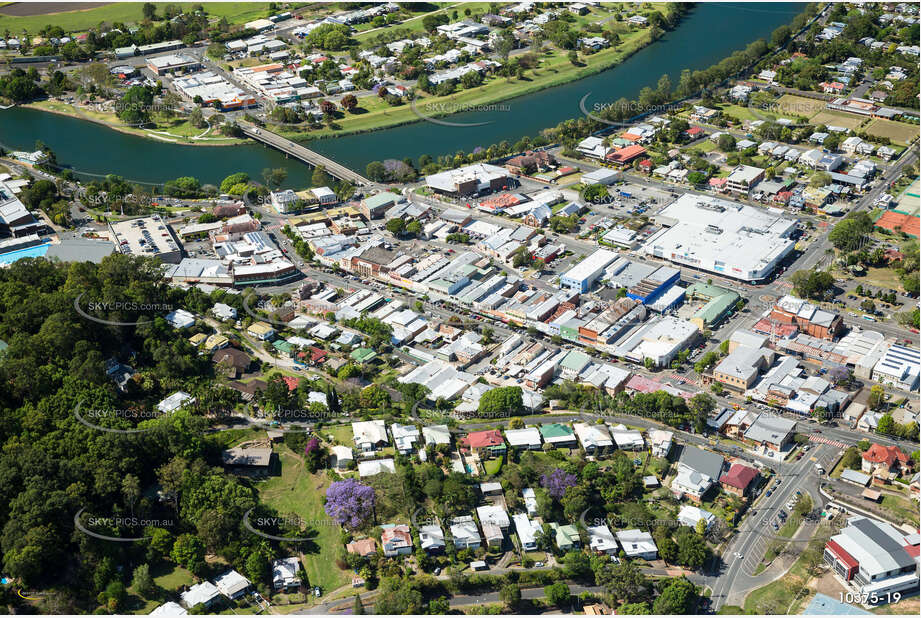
171, 534, 206, 573
790, 270, 834, 300
868, 384, 885, 410
876, 413, 895, 437
809, 171, 832, 187
540, 468, 578, 500
717, 134, 736, 152
263, 167, 288, 188
652, 577, 697, 614
598, 560, 648, 603
325, 479, 376, 529
544, 582, 571, 609
341, 93, 358, 112
142, 2, 157, 20
366, 161, 387, 182
500, 584, 521, 609
478, 386, 522, 418
131, 564, 156, 598
828, 212, 873, 252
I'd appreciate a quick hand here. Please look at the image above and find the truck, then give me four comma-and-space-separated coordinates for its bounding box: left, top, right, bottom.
815, 463, 825, 475
619, 191, 633, 198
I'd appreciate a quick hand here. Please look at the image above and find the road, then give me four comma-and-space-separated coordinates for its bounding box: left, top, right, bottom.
709, 443, 839, 610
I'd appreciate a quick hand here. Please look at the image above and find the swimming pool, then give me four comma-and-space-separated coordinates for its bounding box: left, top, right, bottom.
0, 243, 51, 265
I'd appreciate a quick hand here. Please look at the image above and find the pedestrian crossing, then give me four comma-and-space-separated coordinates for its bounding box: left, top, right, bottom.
669, 373, 694, 384
808, 435, 847, 448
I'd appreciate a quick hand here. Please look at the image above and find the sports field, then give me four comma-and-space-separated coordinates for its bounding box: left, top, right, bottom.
896, 177, 920, 216
808, 109, 865, 131
864, 117, 919, 146
775, 94, 826, 118
0, 2, 273, 31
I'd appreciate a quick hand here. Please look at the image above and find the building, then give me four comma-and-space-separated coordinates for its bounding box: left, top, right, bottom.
0, 179, 40, 237
425, 163, 510, 197
648, 429, 673, 457
588, 524, 618, 555
157, 391, 195, 413
352, 419, 388, 452
147, 53, 200, 75
505, 427, 542, 450
360, 192, 400, 219
719, 463, 760, 496
391, 422, 420, 454
872, 344, 920, 391
214, 570, 251, 600
573, 422, 613, 455
450, 516, 482, 549
422, 424, 452, 446
151, 602, 188, 615
381, 524, 413, 557
678, 505, 716, 531
358, 458, 396, 477
551, 522, 581, 551
109, 215, 182, 263
726, 165, 765, 195
419, 523, 445, 553
461, 429, 506, 457
743, 414, 796, 451
539, 423, 578, 448
346, 537, 377, 557
272, 557, 302, 591
180, 582, 221, 609
769, 295, 843, 340
673, 445, 724, 501
247, 321, 276, 341
824, 516, 919, 599
686, 283, 741, 330
513, 513, 542, 551
559, 248, 619, 293
614, 315, 698, 368
711, 345, 774, 392
616, 529, 658, 560
644, 194, 796, 282
861, 444, 912, 480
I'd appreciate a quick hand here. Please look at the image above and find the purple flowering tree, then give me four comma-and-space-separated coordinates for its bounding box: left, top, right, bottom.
324, 478, 375, 529
540, 468, 577, 500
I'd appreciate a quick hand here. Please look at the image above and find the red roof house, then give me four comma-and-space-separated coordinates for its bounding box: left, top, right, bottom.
461, 429, 506, 454
282, 376, 301, 392
861, 444, 912, 477
607, 144, 647, 166
686, 126, 704, 138
719, 463, 760, 496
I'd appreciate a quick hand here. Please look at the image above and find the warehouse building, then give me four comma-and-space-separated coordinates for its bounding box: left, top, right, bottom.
643, 194, 796, 282
560, 248, 618, 293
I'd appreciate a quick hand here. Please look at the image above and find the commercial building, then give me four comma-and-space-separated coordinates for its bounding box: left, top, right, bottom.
614, 315, 698, 368
743, 414, 796, 451
769, 295, 843, 340
173, 71, 256, 111
425, 163, 510, 197
644, 194, 797, 282
560, 248, 619, 293
0, 179, 40, 237
872, 344, 919, 391
108, 215, 182, 263
146, 53, 200, 75
726, 165, 765, 195
824, 516, 919, 599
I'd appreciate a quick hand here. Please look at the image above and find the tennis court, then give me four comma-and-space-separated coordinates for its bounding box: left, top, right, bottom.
895, 177, 920, 216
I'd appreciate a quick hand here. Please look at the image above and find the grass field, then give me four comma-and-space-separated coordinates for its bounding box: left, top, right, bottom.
353, 2, 494, 41
880, 494, 920, 526
776, 94, 826, 118
864, 118, 919, 146
860, 266, 906, 293
808, 109, 865, 131
896, 177, 920, 215
743, 532, 824, 615
0, 2, 275, 32
258, 445, 350, 594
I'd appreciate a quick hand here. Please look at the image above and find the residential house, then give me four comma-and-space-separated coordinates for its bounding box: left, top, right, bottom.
513, 513, 542, 551
461, 429, 507, 457
648, 429, 673, 458
180, 582, 221, 610
861, 444, 913, 481
678, 505, 716, 531
214, 570, 251, 600
551, 522, 582, 551
381, 524, 413, 557
346, 538, 378, 557
539, 423, 578, 448
450, 516, 482, 549
588, 524, 618, 555
719, 463, 760, 497
573, 422, 614, 455
272, 557, 302, 591
353, 420, 388, 452
419, 523, 446, 553
391, 422, 420, 454
616, 529, 658, 560
505, 427, 542, 450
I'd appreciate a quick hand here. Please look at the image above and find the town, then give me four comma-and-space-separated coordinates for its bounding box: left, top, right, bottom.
0, 1, 918, 617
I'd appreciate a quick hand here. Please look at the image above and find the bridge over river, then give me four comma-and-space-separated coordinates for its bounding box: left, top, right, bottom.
238, 121, 373, 187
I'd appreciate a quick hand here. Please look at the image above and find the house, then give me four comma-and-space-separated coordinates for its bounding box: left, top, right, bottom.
550, 522, 581, 551
505, 427, 542, 450
477, 504, 510, 531
212, 302, 237, 321
272, 557, 302, 591
391, 422, 420, 454
165, 309, 196, 328
247, 321, 276, 340
673, 445, 724, 501
719, 463, 760, 497
346, 538, 378, 557
353, 420, 388, 452
743, 414, 796, 451
461, 429, 506, 457
522, 488, 539, 516
151, 602, 188, 615
419, 523, 446, 553
358, 458, 395, 477
588, 523, 618, 555
330, 445, 354, 470
539, 423, 578, 448
450, 516, 482, 549
861, 444, 912, 480
212, 348, 251, 379
157, 391, 196, 414
214, 570, 251, 600
180, 582, 221, 609
573, 422, 613, 455
222, 447, 272, 469
422, 424, 452, 446
381, 524, 413, 557
648, 429, 673, 457
678, 505, 716, 531
616, 529, 658, 560
610, 424, 644, 450
513, 513, 542, 551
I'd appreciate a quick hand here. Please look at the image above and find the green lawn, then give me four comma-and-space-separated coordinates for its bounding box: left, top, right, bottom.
353, 3, 494, 41
258, 445, 350, 594
0, 3, 275, 33
322, 424, 353, 447
880, 494, 920, 526
483, 457, 503, 476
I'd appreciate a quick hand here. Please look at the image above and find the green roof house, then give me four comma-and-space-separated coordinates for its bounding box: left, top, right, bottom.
539, 423, 577, 448
350, 347, 378, 364
550, 522, 581, 551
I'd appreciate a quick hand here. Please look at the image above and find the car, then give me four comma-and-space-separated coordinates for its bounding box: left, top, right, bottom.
796, 490, 802, 496
766, 490, 773, 497
314, 587, 321, 597
535, 561, 545, 567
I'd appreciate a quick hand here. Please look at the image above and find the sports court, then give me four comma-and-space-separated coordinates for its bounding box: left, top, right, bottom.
895, 177, 920, 216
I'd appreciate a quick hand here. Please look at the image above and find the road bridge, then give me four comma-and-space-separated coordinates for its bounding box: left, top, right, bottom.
238, 121, 372, 186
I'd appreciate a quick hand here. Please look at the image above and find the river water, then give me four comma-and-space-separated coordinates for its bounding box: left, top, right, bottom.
0, 2, 801, 188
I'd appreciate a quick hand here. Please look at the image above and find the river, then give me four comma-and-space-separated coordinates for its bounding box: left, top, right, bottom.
0, 2, 801, 188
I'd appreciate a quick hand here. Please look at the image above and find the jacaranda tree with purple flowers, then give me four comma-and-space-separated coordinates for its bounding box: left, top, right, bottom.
325, 478, 375, 529
540, 468, 577, 500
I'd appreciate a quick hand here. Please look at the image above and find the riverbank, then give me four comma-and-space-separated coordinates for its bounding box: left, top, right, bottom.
22, 99, 249, 146
272, 25, 659, 143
